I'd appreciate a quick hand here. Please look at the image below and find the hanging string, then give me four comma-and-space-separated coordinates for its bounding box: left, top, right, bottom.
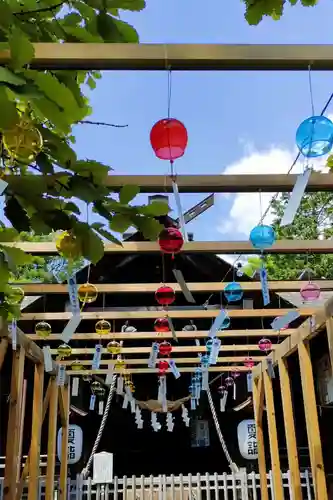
308, 65, 315, 117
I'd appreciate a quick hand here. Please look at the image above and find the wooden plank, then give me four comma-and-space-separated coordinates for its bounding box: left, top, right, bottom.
16, 381, 52, 500
68, 366, 250, 375
28, 363, 44, 500
278, 358, 302, 500
58, 387, 67, 427
1, 43, 333, 71
4, 348, 25, 500
18, 280, 333, 294
59, 384, 70, 500
20, 308, 315, 321
0, 337, 8, 370
60, 356, 266, 366
252, 375, 269, 500
28, 329, 293, 341
52, 344, 277, 355
252, 294, 333, 379
45, 378, 58, 500
325, 318, 333, 375
4, 239, 333, 255
298, 340, 328, 500
262, 370, 284, 500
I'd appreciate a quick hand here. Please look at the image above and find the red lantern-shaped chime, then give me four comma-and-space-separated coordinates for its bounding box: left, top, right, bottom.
158, 360, 169, 376
244, 357, 255, 369
150, 118, 188, 161
155, 285, 175, 306
159, 341, 172, 357
158, 227, 184, 254
154, 317, 170, 333
258, 338, 272, 352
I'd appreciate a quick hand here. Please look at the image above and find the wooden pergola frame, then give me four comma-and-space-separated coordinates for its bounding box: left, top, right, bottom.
2, 41, 333, 500
1, 321, 69, 500
251, 295, 333, 500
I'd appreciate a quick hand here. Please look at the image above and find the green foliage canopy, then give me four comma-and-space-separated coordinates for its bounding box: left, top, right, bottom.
0, 0, 170, 318
265, 191, 333, 280
242, 0, 318, 25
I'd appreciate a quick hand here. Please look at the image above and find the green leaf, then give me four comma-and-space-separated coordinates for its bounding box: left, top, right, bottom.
0, 228, 18, 242
31, 98, 71, 134
109, 214, 132, 233
68, 176, 108, 203
73, 222, 104, 264
138, 201, 170, 216
107, 0, 146, 10
91, 223, 122, 245
4, 197, 31, 232
134, 217, 163, 240
0, 86, 19, 130
63, 26, 103, 42
1, 246, 33, 268
119, 185, 140, 204
96, 14, 139, 42
36, 152, 55, 174
0, 67, 26, 86
0, 258, 9, 287
69, 160, 111, 184
8, 28, 35, 69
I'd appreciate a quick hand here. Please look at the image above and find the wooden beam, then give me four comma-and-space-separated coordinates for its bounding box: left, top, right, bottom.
1, 43, 333, 71
68, 366, 250, 375
325, 318, 333, 375
262, 370, 284, 500
4, 348, 25, 500
4, 239, 333, 255
16, 381, 52, 500
58, 387, 68, 427
18, 280, 333, 295
252, 294, 333, 379
21, 308, 315, 321
28, 363, 44, 500
52, 344, 277, 356
298, 340, 328, 500
59, 384, 70, 500
0, 337, 8, 370
278, 358, 302, 500
252, 375, 269, 500
46, 378, 58, 500
60, 356, 266, 366
29, 329, 292, 342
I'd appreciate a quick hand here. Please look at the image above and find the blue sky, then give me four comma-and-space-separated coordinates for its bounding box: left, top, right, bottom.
73, 0, 333, 243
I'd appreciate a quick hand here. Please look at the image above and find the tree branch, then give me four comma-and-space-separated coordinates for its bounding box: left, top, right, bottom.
78, 120, 128, 128
14, 1, 65, 16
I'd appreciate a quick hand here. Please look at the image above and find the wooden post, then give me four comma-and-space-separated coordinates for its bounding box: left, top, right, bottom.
4, 347, 25, 500
262, 370, 284, 500
17, 379, 27, 482
0, 337, 8, 370
45, 377, 59, 500
278, 359, 302, 500
298, 340, 328, 500
59, 384, 70, 500
16, 381, 51, 500
252, 374, 269, 500
28, 363, 44, 500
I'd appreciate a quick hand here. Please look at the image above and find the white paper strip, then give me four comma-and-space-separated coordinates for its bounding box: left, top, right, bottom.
220, 391, 228, 412
10, 319, 17, 351
105, 364, 115, 385
116, 376, 124, 395
173, 269, 195, 303
61, 314, 81, 343
56, 365, 66, 386
280, 168, 311, 227
148, 342, 159, 368
267, 359, 275, 379
260, 266, 270, 306
0, 179, 8, 194
172, 180, 188, 242
168, 359, 181, 379
247, 373, 253, 393
43, 346, 53, 373
271, 310, 300, 330
167, 316, 178, 343
208, 338, 221, 365
208, 309, 227, 338
89, 394, 96, 410
72, 377, 79, 396
92, 344, 102, 370
122, 393, 129, 409
98, 400, 104, 415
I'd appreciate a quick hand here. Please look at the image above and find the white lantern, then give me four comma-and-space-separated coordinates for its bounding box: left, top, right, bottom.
57, 424, 83, 464
237, 419, 258, 460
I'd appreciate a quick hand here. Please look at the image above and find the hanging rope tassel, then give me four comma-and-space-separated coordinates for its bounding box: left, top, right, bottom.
81, 374, 117, 478
206, 385, 239, 473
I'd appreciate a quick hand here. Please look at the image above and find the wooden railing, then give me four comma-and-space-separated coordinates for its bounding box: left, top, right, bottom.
0, 470, 313, 500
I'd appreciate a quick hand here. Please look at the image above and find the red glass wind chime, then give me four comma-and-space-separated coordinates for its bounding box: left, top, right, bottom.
147, 115, 187, 413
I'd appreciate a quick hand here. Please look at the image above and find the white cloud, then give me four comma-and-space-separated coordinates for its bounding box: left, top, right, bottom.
218, 118, 333, 239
